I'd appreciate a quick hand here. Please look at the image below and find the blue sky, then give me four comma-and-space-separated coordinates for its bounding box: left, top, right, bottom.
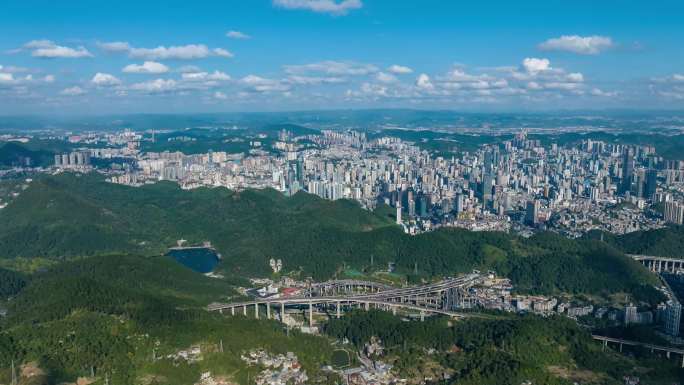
1, 0, 683, 114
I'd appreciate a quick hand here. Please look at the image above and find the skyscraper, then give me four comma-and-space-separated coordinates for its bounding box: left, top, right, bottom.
664, 201, 684, 225
623, 303, 638, 325
621, 150, 634, 195
480, 173, 493, 207
645, 169, 657, 200
665, 301, 681, 336
455, 194, 464, 214
525, 200, 539, 226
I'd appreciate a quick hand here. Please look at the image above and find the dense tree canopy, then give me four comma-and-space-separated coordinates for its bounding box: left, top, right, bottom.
0, 173, 658, 297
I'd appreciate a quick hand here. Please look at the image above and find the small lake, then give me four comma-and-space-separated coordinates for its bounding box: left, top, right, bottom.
167, 248, 220, 273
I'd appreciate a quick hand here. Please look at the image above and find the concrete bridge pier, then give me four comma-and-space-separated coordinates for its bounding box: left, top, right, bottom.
231, 307, 235, 316
243, 305, 247, 316
336, 301, 341, 319
308, 302, 313, 327
281, 302, 285, 319
266, 303, 271, 319
255, 303, 259, 319
420, 310, 425, 322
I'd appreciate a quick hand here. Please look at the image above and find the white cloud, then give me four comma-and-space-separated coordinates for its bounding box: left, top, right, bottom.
178, 65, 202, 73
123, 61, 170, 74
442, 68, 491, 82
0, 73, 15, 84
130, 78, 178, 93
286, 75, 346, 85
542, 82, 583, 91
0, 65, 29, 73
128, 44, 231, 60
526, 81, 543, 90
590, 88, 618, 97
182, 71, 231, 82
522, 58, 551, 74
376, 72, 397, 84
284, 61, 377, 76
60, 86, 87, 96
23, 40, 53, 49
273, 0, 362, 15
539, 35, 614, 55
241, 75, 290, 92
97, 41, 131, 52
566, 72, 584, 83
214, 91, 228, 99
213, 48, 234, 58
416, 74, 434, 91
649, 74, 684, 101
22, 40, 93, 58
91, 73, 121, 86
227, 30, 251, 39
0, 67, 54, 86
387, 64, 413, 74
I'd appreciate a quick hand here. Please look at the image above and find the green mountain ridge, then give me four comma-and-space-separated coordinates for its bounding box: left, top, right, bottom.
0, 173, 660, 299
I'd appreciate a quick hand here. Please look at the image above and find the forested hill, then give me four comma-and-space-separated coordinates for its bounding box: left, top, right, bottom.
0, 173, 658, 296
585, 226, 684, 258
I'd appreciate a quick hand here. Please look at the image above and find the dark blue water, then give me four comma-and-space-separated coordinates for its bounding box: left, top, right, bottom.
167, 248, 220, 273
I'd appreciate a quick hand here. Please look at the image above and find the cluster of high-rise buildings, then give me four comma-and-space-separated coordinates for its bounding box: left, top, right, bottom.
101, 127, 684, 237
53, 151, 92, 170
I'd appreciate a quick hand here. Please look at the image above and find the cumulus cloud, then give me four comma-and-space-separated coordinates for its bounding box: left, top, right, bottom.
178, 65, 202, 73
227, 30, 251, 39
123, 61, 170, 74
376, 72, 398, 84
99, 43, 233, 60
387, 64, 413, 74
0, 72, 15, 84
129, 78, 178, 93
0, 67, 55, 86
130, 44, 231, 60
241, 75, 290, 92
181, 71, 231, 82
97, 41, 131, 52
416, 74, 434, 91
284, 61, 377, 76
22, 40, 93, 58
649, 74, 684, 100
91, 73, 121, 86
656, 74, 684, 83
213, 48, 233, 58
273, 0, 362, 15
539, 35, 614, 55
522, 58, 551, 74
60, 86, 87, 96
590, 88, 618, 97
565, 72, 584, 83
214, 91, 228, 99
286, 75, 346, 85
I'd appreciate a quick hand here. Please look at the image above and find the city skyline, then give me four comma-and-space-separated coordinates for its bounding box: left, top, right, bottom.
2, 0, 684, 114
